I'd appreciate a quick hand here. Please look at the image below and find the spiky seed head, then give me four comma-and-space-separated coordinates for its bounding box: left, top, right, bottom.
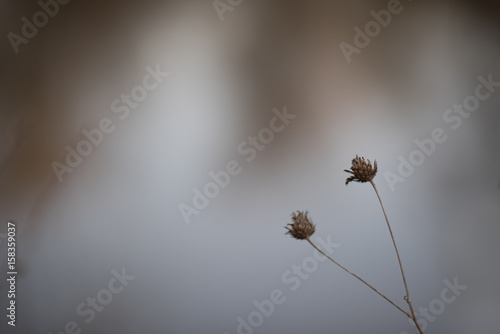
285, 211, 316, 240
344, 155, 378, 185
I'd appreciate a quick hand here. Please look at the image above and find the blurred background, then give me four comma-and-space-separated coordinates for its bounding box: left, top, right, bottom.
0, 0, 499, 333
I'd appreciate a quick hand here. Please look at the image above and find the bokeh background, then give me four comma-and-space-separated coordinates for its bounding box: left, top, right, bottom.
0, 0, 499, 333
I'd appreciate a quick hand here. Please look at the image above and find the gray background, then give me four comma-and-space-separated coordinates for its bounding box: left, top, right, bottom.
0, 0, 499, 333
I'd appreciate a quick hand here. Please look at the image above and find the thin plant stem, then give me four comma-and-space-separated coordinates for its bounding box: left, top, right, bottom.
305, 237, 411, 318
369, 180, 424, 334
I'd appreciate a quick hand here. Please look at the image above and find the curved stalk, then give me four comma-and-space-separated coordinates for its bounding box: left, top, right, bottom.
305, 237, 411, 318
369, 180, 424, 334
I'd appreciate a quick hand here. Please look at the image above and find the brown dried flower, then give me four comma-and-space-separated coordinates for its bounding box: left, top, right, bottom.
285, 211, 316, 240
344, 155, 378, 185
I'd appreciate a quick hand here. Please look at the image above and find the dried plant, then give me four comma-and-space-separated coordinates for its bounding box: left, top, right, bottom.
285, 211, 316, 240
344, 155, 378, 185
285, 156, 425, 334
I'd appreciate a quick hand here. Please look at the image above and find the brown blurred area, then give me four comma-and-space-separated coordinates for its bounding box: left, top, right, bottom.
2, 0, 500, 212
0, 1, 181, 230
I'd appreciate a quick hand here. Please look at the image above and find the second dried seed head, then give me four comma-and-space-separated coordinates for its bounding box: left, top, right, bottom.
285, 211, 316, 240
344, 155, 378, 185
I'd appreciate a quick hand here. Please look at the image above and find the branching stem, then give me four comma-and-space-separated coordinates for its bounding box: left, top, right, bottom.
369, 180, 424, 334
305, 237, 411, 318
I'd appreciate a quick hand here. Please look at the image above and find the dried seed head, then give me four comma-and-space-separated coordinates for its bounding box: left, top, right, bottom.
285, 211, 316, 240
344, 155, 378, 185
